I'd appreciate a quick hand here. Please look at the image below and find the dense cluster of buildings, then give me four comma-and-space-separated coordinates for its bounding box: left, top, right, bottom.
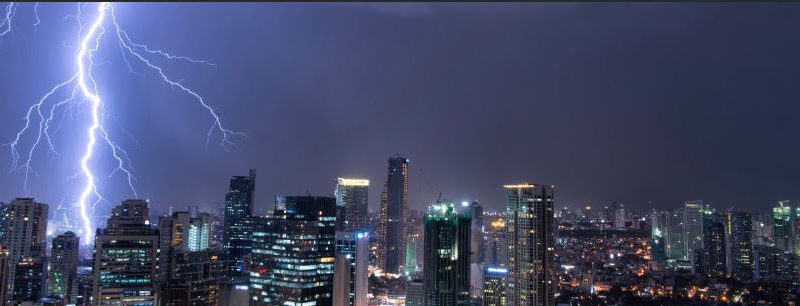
0, 155, 798, 305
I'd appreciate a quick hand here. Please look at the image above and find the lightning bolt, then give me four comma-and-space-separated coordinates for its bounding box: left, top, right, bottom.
4, 2, 242, 244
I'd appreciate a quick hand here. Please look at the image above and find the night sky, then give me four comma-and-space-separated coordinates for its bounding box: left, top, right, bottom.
1, 3, 800, 216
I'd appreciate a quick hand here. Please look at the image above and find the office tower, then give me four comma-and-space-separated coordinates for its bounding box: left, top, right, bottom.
505, 183, 555, 306
333, 232, 369, 306
773, 201, 794, 253
483, 266, 508, 306
3, 198, 48, 303
684, 201, 704, 261
753, 212, 774, 246
92, 199, 160, 305
378, 155, 409, 274
0, 247, 8, 304
753, 245, 799, 280
405, 279, 424, 306
468, 200, 485, 264
335, 178, 369, 232
470, 263, 484, 299
650, 210, 669, 263
405, 232, 421, 276
223, 169, 256, 277
423, 202, 471, 306
12, 256, 45, 303
700, 208, 726, 277
159, 211, 213, 253
249, 196, 336, 305
725, 209, 753, 280
613, 201, 626, 228
48, 231, 79, 303
484, 218, 507, 267
209, 214, 224, 250
161, 249, 231, 305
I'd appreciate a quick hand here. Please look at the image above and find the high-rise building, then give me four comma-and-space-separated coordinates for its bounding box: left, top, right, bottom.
505, 183, 555, 306
468, 201, 485, 265
423, 202, 471, 306
483, 266, 508, 306
405, 279, 424, 306
484, 218, 507, 267
223, 169, 256, 278
249, 196, 336, 305
773, 201, 794, 253
333, 231, 369, 306
3, 198, 48, 303
699, 208, 726, 277
335, 178, 369, 232
92, 199, 160, 305
48, 231, 79, 303
378, 155, 409, 274
753, 245, 800, 280
12, 256, 45, 303
725, 209, 753, 280
405, 232, 422, 276
161, 249, 231, 305
159, 211, 213, 253
683, 201, 704, 261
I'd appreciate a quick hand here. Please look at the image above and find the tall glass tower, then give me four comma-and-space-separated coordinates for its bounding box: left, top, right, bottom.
378, 155, 409, 274
422, 202, 471, 306
505, 184, 555, 306
223, 169, 256, 277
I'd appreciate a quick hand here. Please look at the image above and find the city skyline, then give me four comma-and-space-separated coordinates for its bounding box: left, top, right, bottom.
2, 3, 800, 217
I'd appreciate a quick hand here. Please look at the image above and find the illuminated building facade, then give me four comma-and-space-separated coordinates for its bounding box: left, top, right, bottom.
484, 218, 508, 267
378, 155, 409, 274
773, 201, 794, 253
423, 202, 471, 306
505, 184, 555, 306
725, 209, 753, 280
249, 196, 336, 305
92, 199, 160, 305
2, 198, 48, 304
483, 266, 508, 306
48, 231, 79, 303
162, 249, 231, 305
699, 208, 726, 277
335, 178, 369, 232
333, 231, 369, 306
223, 169, 256, 278
684, 201, 704, 261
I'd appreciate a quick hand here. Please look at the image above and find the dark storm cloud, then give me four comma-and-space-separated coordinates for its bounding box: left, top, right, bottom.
1, 3, 799, 216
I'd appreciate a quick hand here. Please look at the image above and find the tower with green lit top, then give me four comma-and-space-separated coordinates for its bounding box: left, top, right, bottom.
423, 202, 472, 306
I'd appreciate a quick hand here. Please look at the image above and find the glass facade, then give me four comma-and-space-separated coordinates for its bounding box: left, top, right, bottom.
249, 196, 336, 305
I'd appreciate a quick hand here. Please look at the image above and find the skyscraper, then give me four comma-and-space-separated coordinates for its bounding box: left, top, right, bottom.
773, 201, 794, 253
505, 184, 555, 306
48, 231, 79, 303
726, 209, 753, 280
423, 202, 471, 306
249, 196, 336, 305
683, 201, 704, 261
2, 198, 48, 304
484, 218, 508, 267
700, 208, 726, 277
378, 155, 409, 274
468, 200, 484, 265
92, 199, 160, 305
335, 178, 369, 232
483, 266, 508, 306
332, 231, 369, 306
161, 249, 231, 305
223, 169, 256, 278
